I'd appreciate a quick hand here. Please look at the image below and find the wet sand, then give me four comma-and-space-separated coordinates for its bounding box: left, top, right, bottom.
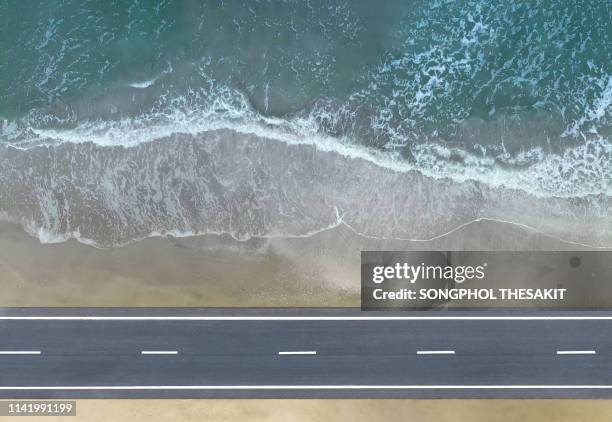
0, 218, 601, 307
2, 131, 609, 250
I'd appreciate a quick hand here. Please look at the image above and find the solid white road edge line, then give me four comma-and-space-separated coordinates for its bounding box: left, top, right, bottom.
1, 316, 612, 320
1, 385, 612, 390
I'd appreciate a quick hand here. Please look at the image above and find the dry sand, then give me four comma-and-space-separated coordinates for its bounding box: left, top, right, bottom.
1, 399, 611, 422
0, 222, 352, 306
0, 219, 600, 307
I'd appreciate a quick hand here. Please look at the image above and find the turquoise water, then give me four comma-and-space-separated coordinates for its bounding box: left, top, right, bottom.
0, 0, 610, 246
2, 0, 610, 146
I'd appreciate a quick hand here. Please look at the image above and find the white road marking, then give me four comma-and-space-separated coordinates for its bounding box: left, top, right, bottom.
0, 351, 40, 355
556, 350, 596, 355
141, 351, 178, 355
278, 351, 317, 355
0, 316, 612, 320
417, 350, 455, 355
0, 385, 612, 390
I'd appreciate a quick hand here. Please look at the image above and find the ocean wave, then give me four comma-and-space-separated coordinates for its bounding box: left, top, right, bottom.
0, 130, 609, 248
2, 91, 610, 200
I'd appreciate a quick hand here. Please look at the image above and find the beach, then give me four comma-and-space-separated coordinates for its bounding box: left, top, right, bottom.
0, 217, 602, 307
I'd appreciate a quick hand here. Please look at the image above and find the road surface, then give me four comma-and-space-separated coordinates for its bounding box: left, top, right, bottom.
0, 308, 611, 398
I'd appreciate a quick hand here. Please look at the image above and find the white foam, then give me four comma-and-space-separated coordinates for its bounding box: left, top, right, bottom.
16, 108, 611, 199
3, 62, 611, 199
128, 79, 157, 89
563, 74, 612, 137
126, 65, 173, 89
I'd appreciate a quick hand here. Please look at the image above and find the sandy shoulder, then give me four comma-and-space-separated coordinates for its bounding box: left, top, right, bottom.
0, 399, 608, 422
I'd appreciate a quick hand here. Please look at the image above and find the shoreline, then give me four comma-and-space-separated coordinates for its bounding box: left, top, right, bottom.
15, 215, 612, 251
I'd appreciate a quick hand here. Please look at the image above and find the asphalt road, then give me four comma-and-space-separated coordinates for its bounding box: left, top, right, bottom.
1, 309, 612, 398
